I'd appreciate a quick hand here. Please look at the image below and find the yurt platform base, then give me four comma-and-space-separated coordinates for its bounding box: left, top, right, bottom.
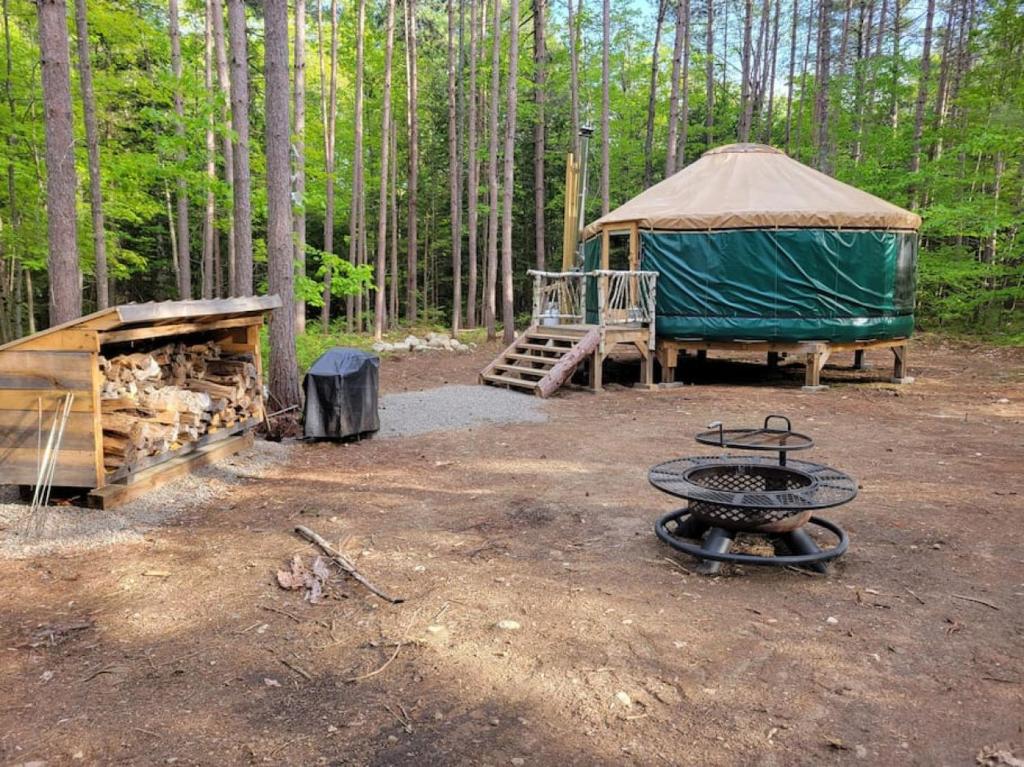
656, 337, 910, 390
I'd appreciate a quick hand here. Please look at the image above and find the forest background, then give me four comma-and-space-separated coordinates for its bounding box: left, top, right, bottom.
0, 0, 1020, 354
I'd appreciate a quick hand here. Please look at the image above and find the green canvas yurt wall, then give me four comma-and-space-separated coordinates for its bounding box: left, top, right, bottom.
581, 144, 921, 343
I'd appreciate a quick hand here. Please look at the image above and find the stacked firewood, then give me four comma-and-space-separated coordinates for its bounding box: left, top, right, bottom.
99, 341, 262, 473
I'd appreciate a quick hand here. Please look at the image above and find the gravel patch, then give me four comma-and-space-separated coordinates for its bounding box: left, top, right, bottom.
378, 384, 548, 438
0, 440, 294, 559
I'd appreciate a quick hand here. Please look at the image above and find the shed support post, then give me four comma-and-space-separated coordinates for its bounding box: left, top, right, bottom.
853, 349, 866, 369
802, 348, 830, 391
657, 342, 679, 384
891, 344, 912, 384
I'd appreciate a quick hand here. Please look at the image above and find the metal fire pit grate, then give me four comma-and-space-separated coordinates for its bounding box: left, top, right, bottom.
649, 456, 858, 514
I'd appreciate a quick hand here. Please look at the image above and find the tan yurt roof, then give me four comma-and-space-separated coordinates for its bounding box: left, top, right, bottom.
581, 143, 921, 238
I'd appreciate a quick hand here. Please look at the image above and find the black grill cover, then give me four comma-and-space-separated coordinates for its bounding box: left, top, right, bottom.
302, 348, 380, 439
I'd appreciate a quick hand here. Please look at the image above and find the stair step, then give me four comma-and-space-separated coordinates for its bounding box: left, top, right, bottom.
481, 373, 540, 390
494, 363, 549, 377
505, 352, 558, 365
516, 342, 573, 353
526, 331, 584, 343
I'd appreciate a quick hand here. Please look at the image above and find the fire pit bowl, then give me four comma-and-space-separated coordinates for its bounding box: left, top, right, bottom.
649, 456, 857, 533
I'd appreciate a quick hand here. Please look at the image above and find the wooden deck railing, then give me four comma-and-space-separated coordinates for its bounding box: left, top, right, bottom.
528, 269, 658, 349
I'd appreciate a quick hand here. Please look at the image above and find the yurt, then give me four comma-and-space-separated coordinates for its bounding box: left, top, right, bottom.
581, 143, 921, 343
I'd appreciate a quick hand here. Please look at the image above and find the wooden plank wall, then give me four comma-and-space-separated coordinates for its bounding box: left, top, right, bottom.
0, 349, 101, 487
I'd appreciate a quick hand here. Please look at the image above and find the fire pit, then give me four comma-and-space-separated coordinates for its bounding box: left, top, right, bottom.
651, 415, 856, 574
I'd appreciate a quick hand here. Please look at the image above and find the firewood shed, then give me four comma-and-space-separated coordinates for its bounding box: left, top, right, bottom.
0, 296, 281, 509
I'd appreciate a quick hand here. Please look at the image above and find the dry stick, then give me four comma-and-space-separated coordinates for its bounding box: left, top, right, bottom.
294, 525, 404, 604
904, 587, 926, 605
280, 658, 313, 681
951, 593, 1001, 611
261, 604, 304, 623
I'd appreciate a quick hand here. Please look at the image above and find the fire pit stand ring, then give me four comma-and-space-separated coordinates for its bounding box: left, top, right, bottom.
655, 508, 849, 568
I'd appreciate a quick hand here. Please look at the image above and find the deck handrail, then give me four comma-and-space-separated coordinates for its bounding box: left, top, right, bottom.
527, 269, 658, 350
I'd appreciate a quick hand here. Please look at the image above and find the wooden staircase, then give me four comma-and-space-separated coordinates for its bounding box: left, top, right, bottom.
480, 325, 601, 397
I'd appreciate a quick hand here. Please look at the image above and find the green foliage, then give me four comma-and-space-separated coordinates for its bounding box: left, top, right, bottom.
0, 0, 1020, 345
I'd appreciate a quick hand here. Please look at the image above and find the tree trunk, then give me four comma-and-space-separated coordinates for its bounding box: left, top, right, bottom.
784, 0, 798, 150
762, 0, 780, 142
211, 0, 235, 295
600, 0, 610, 215
501, 0, 520, 344
374, 0, 395, 340
355, 0, 368, 332
227, 0, 252, 295
73, 0, 107, 309
888, 0, 901, 132
836, 0, 853, 77
567, 0, 581, 157
293, 0, 306, 332
678, 0, 691, 163
814, 0, 832, 173
910, 0, 935, 188
405, 0, 419, 322
929, 0, 956, 162
211, 0, 235, 296
38, 0, 81, 324
533, 0, 546, 269
484, 0, 500, 340
465, 0, 478, 326
202, 0, 215, 299
793, 0, 814, 160
705, 0, 715, 146
448, 0, 462, 334
852, 0, 871, 163
169, 0, 190, 300
323, 0, 340, 331
738, 0, 754, 141
643, 0, 668, 187
666, 0, 685, 175
389, 109, 398, 326
264, 0, 299, 407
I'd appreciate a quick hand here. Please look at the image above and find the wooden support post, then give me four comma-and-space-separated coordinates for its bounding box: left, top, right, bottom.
638, 343, 654, 389
767, 351, 780, 369
802, 348, 831, 391
891, 344, 912, 383
657, 342, 679, 384
589, 347, 603, 391
853, 349, 866, 369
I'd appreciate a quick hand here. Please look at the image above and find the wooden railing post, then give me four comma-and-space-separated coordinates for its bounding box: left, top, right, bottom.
532, 272, 542, 325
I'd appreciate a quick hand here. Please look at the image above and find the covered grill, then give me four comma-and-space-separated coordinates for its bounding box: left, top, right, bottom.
302, 348, 380, 440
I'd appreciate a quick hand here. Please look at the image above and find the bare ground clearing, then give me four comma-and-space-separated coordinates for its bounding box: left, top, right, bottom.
1, 336, 1022, 766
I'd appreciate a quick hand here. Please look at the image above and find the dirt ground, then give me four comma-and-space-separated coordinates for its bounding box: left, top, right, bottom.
1, 336, 1022, 767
